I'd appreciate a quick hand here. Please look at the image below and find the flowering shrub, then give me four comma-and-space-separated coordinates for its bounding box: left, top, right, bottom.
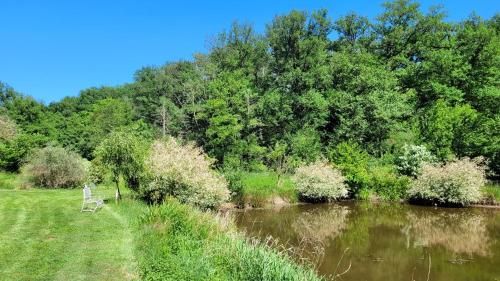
395, 144, 435, 177
407, 158, 485, 206
292, 161, 348, 202
141, 139, 230, 209
22, 146, 88, 188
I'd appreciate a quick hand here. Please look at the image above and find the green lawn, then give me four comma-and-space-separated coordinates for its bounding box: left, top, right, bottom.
0, 187, 141, 281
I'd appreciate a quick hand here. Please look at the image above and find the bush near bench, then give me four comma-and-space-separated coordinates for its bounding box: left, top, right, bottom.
22, 145, 88, 188
140, 139, 230, 210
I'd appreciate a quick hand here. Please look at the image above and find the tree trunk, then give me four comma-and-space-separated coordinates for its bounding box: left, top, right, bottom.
115, 181, 122, 201
161, 103, 166, 138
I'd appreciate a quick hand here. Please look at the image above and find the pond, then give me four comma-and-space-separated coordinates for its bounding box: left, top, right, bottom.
234, 202, 500, 281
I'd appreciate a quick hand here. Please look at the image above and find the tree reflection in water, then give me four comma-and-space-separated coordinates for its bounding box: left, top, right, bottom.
406, 211, 491, 257
235, 203, 500, 281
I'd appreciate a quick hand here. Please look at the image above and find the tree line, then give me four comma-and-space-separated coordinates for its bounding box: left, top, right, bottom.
1, 0, 499, 180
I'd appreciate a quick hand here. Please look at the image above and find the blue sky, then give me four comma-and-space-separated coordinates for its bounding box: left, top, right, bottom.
1, 0, 498, 103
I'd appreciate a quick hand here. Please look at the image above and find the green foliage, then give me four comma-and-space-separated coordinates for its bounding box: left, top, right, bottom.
293, 161, 348, 202
420, 100, 478, 160
0, 133, 49, 172
1, 2, 499, 179
328, 142, 371, 194
94, 130, 148, 191
0, 171, 24, 190
141, 139, 230, 209
357, 188, 377, 201
367, 166, 411, 200
407, 158, 486, 206
395, 144, 435, 177
22, 145, 88, 188
289, 128, 322, 164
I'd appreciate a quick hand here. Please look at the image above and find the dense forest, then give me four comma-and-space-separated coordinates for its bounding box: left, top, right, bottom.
1, 0, 499, 186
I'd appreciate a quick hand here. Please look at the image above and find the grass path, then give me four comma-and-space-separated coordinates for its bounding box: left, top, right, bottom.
0, 188, 140, 281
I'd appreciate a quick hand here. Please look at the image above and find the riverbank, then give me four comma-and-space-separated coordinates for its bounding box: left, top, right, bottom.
0, 181, 323, 281
230, 171, 500, 209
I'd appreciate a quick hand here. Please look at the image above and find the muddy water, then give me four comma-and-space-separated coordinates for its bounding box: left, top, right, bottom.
234, 202, 500, 281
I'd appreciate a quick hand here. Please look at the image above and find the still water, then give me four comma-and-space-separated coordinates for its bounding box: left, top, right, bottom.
234, 202, 500, 281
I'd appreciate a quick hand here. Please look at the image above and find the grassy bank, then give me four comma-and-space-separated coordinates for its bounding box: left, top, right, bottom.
236, 172, 297, 207
0, 174, 322, 281
482, 183, 500, 203
137, 198, 321, 280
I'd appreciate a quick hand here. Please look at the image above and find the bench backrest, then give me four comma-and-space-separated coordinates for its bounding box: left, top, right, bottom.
83, 185, 92, 201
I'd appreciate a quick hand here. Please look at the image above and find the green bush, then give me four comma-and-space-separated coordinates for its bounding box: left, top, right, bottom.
357, 188, 377, 201
94, 130, 148, 192
292, 161, 348, 202
141, 139, 230, 210
327, 142, 371, 194
407, 158, 486, 206
0, 133, 48, 172
482, 183, 500, 202
395, 144, 435, 177
22, 145, 88, 188
368, 166, 410, 200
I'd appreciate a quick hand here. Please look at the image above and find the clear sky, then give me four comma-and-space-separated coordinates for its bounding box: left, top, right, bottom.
1, 0, 498, 103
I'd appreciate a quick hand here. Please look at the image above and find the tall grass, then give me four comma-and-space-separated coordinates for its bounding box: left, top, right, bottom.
0, 171, 24, 189
135, 198, 322, 281
239, 172, 297, 207
482, 183, 500, 202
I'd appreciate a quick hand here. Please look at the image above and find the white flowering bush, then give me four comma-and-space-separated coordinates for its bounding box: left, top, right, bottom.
141, 139, 230, 210
292, 161, 348, 202
407, 158, 485, 206
395, 144, 435, 177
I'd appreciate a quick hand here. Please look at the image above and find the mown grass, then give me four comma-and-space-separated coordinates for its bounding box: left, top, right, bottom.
239, 172, 297, 207
0, 187, 140, 281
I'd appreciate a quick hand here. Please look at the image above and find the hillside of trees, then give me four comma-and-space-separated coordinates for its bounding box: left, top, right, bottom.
1, 0, 499, 182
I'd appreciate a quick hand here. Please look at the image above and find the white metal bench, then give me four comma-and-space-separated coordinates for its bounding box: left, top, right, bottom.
81, 184, 104, 212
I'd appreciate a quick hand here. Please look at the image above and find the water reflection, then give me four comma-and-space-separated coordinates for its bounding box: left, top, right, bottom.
406, 211, 492, 256
292, 206, 349, 246
234, 202, 500, 281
